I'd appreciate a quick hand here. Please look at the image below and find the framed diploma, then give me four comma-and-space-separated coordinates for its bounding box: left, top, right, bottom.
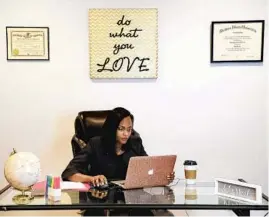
210, 20, 265, 63
6, 26, 50, 60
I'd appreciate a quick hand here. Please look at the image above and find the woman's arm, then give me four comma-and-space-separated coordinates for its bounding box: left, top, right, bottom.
62, 140, 107, 186
138, 138, 148, 156
133, 136, 148, 156
68, 173, 93, 182
61, 145, 92, 181
69, 173, 107, 186
122, 135, 148, 165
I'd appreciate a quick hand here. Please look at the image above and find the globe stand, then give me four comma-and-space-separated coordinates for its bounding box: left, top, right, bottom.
12, 190, 33, 205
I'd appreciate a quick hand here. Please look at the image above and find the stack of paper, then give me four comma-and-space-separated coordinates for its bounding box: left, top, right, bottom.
31, 181, 90, 196
61, 181, 90, 190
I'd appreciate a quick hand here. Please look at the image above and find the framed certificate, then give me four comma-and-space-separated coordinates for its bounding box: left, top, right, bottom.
6, 26, 50, 60
210, 20, 265, 63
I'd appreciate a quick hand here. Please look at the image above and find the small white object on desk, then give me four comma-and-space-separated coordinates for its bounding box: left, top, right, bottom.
61, 181, 88, 190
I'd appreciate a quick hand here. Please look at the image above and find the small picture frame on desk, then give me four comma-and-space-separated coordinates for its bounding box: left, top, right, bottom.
210, 20, 265, 63
215, 178, 262, 204
6, 26, 50, 60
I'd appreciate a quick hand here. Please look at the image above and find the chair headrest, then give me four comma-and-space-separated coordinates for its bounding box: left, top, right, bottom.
74, 110, 110, 142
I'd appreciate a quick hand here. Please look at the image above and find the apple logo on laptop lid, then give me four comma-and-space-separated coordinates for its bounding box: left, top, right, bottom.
148, 169, 154, 175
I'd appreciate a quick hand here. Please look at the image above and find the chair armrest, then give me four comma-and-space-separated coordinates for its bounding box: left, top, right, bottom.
71, 135, 88, 157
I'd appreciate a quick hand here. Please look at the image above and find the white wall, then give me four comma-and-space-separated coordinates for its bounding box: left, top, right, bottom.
265, 0, 269, 199
0, 0, 267, 195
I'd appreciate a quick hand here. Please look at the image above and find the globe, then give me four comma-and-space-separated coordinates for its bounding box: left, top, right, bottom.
4, 149, 41, 204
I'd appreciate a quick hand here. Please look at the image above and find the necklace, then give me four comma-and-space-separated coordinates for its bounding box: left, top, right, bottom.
115, 146, 124, 155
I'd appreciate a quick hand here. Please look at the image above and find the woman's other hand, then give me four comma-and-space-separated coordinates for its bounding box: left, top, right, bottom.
167, 171, 175, 183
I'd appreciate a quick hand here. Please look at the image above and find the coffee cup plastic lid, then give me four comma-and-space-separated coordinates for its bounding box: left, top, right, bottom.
184, 160, 197, 165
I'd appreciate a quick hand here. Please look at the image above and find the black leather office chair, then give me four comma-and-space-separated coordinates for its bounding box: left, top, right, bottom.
71, 110, 109, 156
71, 110, 140, 156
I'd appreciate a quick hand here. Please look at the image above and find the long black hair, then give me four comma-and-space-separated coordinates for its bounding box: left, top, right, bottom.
102, 107, 134, 154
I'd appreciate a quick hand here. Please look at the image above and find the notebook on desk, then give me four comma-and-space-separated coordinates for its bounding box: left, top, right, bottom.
112, 155, 177, 189
31, 181, 90, 196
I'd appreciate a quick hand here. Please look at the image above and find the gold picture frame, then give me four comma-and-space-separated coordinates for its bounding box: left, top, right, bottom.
6, 26, 50, 60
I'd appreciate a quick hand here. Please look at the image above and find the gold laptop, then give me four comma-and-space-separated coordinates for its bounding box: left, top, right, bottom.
112, 155, 177, 189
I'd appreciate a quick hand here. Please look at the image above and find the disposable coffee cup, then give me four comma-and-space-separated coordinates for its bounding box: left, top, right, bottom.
184, 160, 197, 185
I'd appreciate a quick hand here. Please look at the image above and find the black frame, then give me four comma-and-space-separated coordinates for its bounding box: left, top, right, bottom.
6, 26, 50, 61
0, 185, 268, 217
210, 20, 265, 63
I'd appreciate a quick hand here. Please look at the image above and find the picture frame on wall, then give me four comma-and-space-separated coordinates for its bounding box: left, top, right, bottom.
88, 8, 158, 79
6, 26, 50, 60
210, 20, 265, 63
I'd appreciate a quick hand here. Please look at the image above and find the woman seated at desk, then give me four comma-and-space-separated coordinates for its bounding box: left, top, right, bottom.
62, 107, 175, 216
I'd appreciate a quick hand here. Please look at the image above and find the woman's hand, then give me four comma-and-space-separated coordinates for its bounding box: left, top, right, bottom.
167, 171, 175, 183
90, 175, 107, 187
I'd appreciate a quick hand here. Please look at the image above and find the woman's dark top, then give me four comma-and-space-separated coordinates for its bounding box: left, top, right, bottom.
61, 135, 148, 181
